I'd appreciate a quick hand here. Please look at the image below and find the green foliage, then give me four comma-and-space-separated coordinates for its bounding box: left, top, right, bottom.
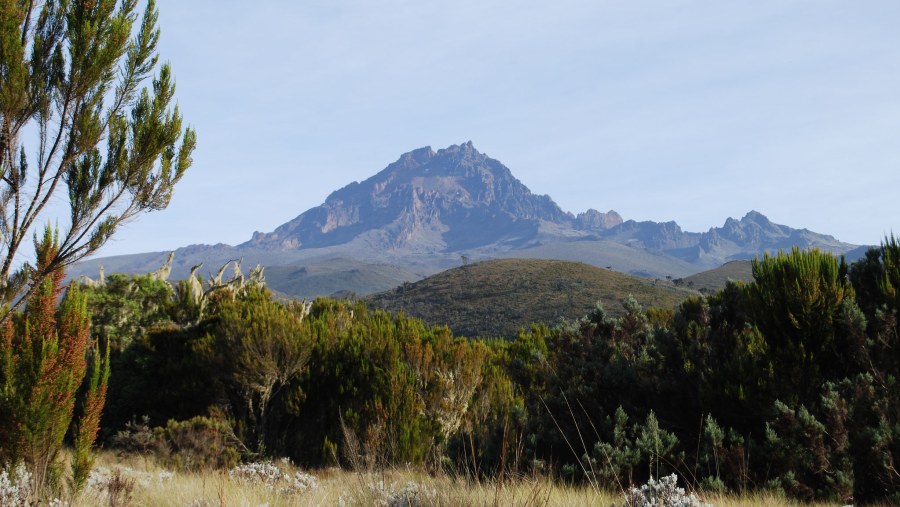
747, 248, 863, 403
0, 228, 108, 500
100, 282, 502, 470
851, 236, 900, 374
83, 247, 900, 503
696, 415, 746, 493
292, 301, 494, 468
82, 273, 175, 351
589, 408, 681, 488
0, 0, 195, 312
368, 259, 697, 339
103, 322, 219, 433
211, 287, 311, 454
155, 417, 241, 471
763, 398, 852, 502
112, 415, 240, 471
852, 235, 900, 316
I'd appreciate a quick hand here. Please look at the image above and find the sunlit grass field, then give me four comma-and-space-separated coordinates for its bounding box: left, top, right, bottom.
50, 452, 848, 507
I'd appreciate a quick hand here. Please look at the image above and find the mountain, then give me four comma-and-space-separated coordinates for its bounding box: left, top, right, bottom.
367, 259, 699, 339
70, 142, 864, 297
245, 141, 569, 253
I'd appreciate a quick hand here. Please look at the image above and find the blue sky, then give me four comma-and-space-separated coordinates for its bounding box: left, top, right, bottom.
98, 0, 900, 256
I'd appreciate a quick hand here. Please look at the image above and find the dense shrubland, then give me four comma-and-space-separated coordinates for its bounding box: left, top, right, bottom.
3, 238, 900, 503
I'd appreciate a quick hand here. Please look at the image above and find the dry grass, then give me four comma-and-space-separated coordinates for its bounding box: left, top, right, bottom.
54, 452, 837, 507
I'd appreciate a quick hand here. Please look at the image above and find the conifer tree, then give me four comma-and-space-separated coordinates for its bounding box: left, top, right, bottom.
0, 0, 195, 314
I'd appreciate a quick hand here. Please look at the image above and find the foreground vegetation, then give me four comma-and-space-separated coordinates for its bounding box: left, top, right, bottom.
3, 451, 849, 506
2, 237, 900, 504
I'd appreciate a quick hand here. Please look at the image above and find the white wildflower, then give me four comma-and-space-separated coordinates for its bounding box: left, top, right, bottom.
229, 462, 288, 488
86, 466, 112, 491
287, 470, 318, 492
0, 464, 31, 507
229, 462, 317, 495
158, 470, 175, 483
370, 480, 435, 507
619, 474, 711, 507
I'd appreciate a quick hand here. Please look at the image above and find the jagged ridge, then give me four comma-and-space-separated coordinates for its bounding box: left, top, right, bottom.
246, 141, 568, 252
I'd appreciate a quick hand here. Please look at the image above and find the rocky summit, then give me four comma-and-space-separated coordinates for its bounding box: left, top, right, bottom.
72, 142, 863, 297
244, 141, 856, 267
245, 141, 569, 252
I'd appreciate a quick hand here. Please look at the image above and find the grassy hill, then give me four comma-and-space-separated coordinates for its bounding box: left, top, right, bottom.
367, 258, 699, 339
682, 260, 754, 293
264, 258, 430, 298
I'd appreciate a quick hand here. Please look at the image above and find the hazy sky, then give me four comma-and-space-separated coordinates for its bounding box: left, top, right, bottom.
93, 0, 900, 256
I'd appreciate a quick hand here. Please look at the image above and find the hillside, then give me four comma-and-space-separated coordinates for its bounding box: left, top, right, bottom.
682, 260, 754, 293
367, 258, 698, 338
264, 259, 427, 298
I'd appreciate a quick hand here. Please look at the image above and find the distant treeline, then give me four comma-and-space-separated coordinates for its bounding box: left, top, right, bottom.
83, 238, 899, 503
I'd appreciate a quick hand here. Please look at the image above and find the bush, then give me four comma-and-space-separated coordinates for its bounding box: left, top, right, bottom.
616, 474, 709, 507
114, 416, 241, 471
0, 464, 31, 506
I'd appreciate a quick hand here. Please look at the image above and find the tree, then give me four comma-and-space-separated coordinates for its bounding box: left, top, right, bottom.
0, 228, 109, 499
0, 0, 195, 313
746, 248, 863, 403
215, 287, 311, 454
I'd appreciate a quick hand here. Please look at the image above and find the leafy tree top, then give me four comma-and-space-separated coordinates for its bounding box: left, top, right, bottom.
0, 0, 195, 314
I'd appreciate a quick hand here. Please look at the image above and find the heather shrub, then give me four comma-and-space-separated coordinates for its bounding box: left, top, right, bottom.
114, 415, 240, 471
155, 417, 242, 471
696, 415, 747, 493
763, 399, 853, 503
76, 244, 900, 503
0, 230, 109, 499
112, 416, 166, 457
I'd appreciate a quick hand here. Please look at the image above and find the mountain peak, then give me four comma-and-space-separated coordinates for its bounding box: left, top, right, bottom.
246, 142, 569, 251
241, 144, 857, 271
741, 210, 771, 223
433, 141, 486, 166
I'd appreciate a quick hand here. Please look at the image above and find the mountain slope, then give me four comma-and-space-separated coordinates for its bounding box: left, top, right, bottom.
682, 260, 754, 293
367, 258, 698, 338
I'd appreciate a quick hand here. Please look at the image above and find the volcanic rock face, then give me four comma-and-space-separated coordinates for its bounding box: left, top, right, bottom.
575, 209, 624, 230
246, 142, 570, 252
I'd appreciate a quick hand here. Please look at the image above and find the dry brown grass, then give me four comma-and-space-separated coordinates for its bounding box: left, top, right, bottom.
56, 452, 836, 507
